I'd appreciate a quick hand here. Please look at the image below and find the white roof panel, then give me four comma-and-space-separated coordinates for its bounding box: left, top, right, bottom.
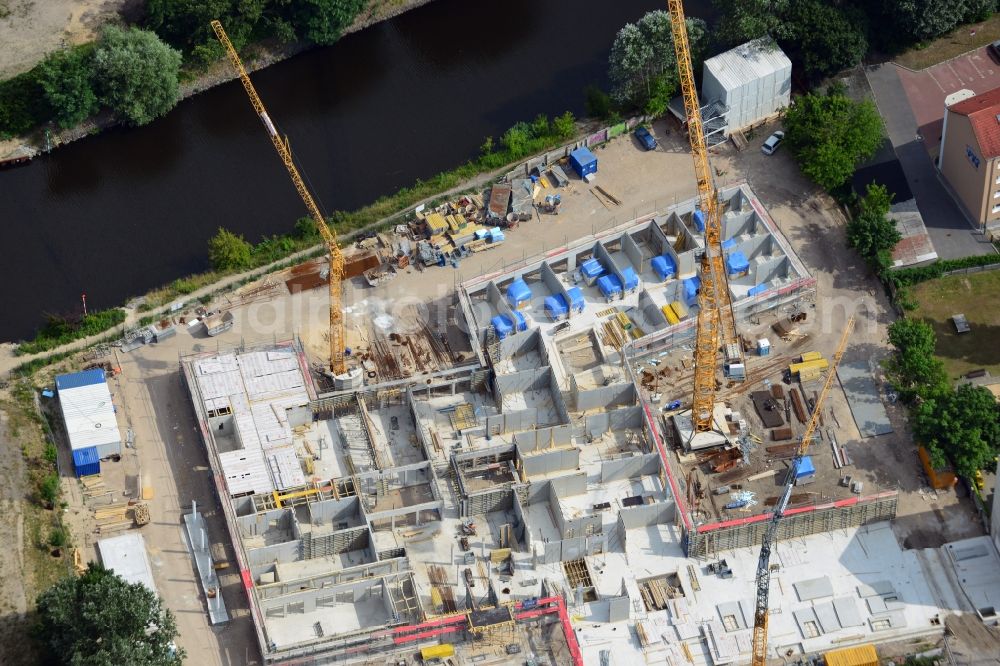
59, 380, 120, 451
705, 38, 791, 93
98, 532, 157, 594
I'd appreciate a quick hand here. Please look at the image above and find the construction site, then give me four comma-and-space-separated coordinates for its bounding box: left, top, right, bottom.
56, 12, 1000, 666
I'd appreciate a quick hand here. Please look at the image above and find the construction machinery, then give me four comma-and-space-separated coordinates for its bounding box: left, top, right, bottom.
211, 20, 346, 375
665, 0, 741, 434
750, 316, 856, 666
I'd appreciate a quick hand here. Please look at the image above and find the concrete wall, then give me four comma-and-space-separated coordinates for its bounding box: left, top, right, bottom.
514, 425, 574, 451
618, 501, 674, 529
637, 290, 669, 331
521, 447, 580, 477
307, 497, 362, 527
248, 539, 303, 573
599, 453, 661, 483
584, 405, 644, 438
621, 232, 645, 274
573, 381, 636, 412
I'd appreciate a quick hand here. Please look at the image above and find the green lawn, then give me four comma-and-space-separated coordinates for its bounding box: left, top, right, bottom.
910, 269, 1000, 379
895, 13, 1000, 70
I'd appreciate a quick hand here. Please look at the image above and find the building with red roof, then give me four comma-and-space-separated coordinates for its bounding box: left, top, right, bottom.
939, 85, 1000, 231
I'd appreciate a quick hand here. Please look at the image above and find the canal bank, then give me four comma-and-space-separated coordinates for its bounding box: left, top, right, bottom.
0, 0, 697, 343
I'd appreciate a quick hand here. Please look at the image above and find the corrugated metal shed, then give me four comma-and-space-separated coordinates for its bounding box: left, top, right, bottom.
56, 369, 121, 458
702, 38, 791, 134
98, 532, 157, 594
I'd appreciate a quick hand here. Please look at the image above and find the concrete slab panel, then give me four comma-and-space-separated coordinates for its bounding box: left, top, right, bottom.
837, 360, 893, 437
794, 576, 834, 601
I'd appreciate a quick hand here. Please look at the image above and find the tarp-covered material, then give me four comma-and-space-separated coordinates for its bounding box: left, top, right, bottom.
597, 274, 623, 298
796, 455, 816, 478
693, 209, 705, 232
727, 251, 750, 274
569, 146, 598, 178
566, 286, 585, 312
747, 283, 768, 296
490, 230, 506, 242
491, 315, 513, 339
620, 266, 639, 291
72, 446, 100, 478
506, 278, 532, 307
512, 310, 527, 331
544, 294, 569, 318
683, 276, 701, 306
581, 258, 604, 279
721, 238, 737, 250
651, 254, 676, 281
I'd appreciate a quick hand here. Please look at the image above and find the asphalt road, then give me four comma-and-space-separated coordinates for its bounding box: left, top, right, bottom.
866, 63, 997, 260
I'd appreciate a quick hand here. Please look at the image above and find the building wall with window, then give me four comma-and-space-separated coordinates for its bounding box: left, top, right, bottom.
939, 87, 1000, 230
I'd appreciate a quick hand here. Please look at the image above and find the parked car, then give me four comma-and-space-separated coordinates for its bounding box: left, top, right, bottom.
634, 126, 657, 151
989, 39, 1000, 63
761, 130, 785, 155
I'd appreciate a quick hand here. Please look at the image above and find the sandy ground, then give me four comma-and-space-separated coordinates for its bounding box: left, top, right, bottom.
0, 0, 135, 79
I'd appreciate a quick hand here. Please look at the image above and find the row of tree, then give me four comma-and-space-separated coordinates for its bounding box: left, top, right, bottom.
0, 26, 182, 136
885, 319, 1000, 478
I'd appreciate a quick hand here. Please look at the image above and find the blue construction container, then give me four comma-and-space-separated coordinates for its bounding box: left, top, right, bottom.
566, 286, 585, 313
651, 255, 676, 281
620, 266, 639, 291
597, 274, 623, 300
693, 209, 705, 232
727, 251, 750, 275
491, 314, 514, 339
544, 294, 569, 319
72, 446, 100, 478
569, 146, 598, 178
683, 276, 701, 307
721, 238, 737, 250
506, 278, 532, 308
580, 258, 604, 285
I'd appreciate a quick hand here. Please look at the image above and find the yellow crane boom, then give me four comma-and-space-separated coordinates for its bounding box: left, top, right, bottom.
750, 316, 856, 665
665, 0, 739, 432
211, 20, 346, 374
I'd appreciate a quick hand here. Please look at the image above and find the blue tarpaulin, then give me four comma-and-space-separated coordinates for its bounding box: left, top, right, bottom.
72, 446, 100, 478
796, 455, 816, 478
569, 146, 598, 178
747, 284, 768, 296
597, 274, 623, 299
491, 315, 513, 339
566, 286, 585, 312
727, 251, 750, 275
506, 278, 532, 307
721, 238, 737, 250
683, 276, 701, 306
651, 255, 676, 281
693, 209, 705, 232
513, 310, 527, 331
490, 230, 505, 242
544, 294, 569, 318
580, 258, 604, 282
620, 266, 639, 291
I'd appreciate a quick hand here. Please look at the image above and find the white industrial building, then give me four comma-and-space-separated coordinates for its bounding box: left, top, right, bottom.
702, 38, 792, 136
98, 532, 157, 594
55, 368, 123, 475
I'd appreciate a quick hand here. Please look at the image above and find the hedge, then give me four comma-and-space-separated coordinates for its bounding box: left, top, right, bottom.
887, 252, 1000, 288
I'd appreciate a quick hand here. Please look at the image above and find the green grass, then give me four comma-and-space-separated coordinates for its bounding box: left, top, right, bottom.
910, 269, 1000, 379
895, 13, 1000, 70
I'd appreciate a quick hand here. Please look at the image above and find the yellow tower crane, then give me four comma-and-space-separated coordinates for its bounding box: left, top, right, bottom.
665, 0, 740, 433
751, 316, 856, 666
211, 20, 346, 375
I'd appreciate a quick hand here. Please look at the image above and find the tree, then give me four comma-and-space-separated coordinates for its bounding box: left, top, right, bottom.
712, 0, 794, 47
37, 48, 99, 128
872, 0, 996, 52
290, 0, 366, 45
788, 1, 867, 81
847, 183, 901, 272
608, 11, 707, 112
208, 227, 253, 271
552, 111, 576, 140
784, 86, 884, 191
92, 26, 182, 126
584, 85, 612, 120
885, 318, 948, 399
914, 384, 1000, 478
35, 562, 182, 666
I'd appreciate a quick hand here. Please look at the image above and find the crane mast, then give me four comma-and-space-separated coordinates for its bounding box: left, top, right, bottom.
211, 20, 346, 375
750, 317, 856, 665
665, 0, 739, 432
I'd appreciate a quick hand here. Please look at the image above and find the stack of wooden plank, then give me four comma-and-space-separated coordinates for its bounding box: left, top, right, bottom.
80, 475, 107, 499
94, 504, 132, 534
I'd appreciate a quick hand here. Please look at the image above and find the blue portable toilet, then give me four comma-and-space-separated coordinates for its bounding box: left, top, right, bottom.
506, 278, 532, 308
566, 286, 585, 313
796, 455, 816, 481
72, 446, 101, 478
569, 147, 598, 178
